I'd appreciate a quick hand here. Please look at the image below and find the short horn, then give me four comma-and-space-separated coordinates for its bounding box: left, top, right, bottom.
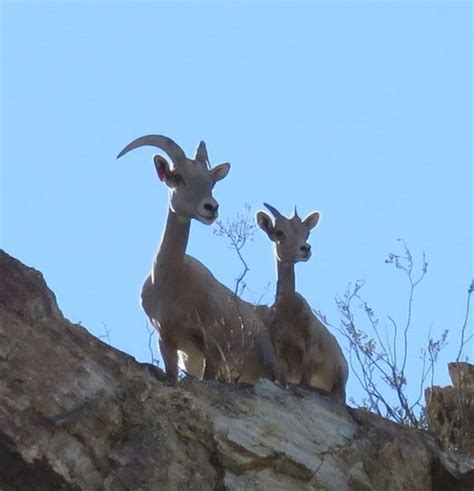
263, 202, 282, 218
293, 205, 300, 219
116, 135, 186, 165
195, 141, 210, 168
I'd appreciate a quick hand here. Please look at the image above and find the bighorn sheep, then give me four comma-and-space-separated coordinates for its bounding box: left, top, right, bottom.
257, 203, 348, 402
117, 135, 274, 385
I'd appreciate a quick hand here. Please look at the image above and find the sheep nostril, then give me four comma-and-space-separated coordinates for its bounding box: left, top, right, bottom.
204, 203, 218, 213
300, 244, 311, 253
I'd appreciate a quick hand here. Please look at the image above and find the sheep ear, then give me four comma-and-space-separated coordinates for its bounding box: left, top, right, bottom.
154, 155, 171, 181
257, 211, 274, 238
211, 163, 230, 182
154, 155, 182, 188
302, 212, 320, 230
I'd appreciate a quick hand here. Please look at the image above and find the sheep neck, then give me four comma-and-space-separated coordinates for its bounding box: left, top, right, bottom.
152, 209, 190, 282
276, 261, 296, 299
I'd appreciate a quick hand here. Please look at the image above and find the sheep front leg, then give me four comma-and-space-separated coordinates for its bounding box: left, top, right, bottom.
203, 359, 218, 380
159, 337, 179, 385
256, 332, 280, 382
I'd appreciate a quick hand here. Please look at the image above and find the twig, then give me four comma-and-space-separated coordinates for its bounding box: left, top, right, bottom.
213, 205, 257, 377
339, 241, 445, 427
99, 322, 112, 345
455, 279, 474, 362
144, 321, 160, 366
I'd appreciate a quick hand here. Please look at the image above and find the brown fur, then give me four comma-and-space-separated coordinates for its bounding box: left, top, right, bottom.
257, 205, 348, 402
118, 135, 274, 385
141, 254, 273, 385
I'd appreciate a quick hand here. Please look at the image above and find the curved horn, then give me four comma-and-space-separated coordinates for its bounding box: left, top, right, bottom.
195, 141, 210, 168
116, 135, 186, 165
263, 202, 282, 218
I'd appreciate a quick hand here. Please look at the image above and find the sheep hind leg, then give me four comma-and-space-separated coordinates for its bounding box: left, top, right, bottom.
300, 366, 332, 397
331, 383, 346, 404
330, 369, 347, 404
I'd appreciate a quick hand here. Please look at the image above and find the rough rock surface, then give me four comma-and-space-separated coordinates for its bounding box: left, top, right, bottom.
426, 362, 474, 456
1, 249, 473, 490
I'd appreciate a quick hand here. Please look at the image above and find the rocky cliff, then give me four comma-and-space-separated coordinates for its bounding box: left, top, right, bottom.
0, 250, 473, 490
426, 362, 474, 456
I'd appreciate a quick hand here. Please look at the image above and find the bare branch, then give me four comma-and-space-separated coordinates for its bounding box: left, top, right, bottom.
214, 203, 256, 297
213, 205, 257, 375
455, 279, 474, 362
144, 321, 160, 366
386, 241, 428, 387
99, 322, 112, 345
338, 241, 453, 427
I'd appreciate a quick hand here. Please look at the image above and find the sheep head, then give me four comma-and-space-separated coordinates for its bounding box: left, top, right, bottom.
257, 203, 320, 264
117, 135, 230, 224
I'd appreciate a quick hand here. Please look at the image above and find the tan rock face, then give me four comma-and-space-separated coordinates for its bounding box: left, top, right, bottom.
0, 249, 473, 490
426, 362, 474, 456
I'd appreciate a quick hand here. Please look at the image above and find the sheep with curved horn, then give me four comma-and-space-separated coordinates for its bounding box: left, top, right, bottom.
118, 134, 276, 385
257, 203, 348, 402
117, 134, 187, 164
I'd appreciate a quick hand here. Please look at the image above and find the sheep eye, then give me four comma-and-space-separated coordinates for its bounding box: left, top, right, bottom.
275, 230, 285, 239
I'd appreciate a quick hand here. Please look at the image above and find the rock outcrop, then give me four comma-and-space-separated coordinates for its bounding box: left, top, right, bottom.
426, 362, 474, 456
1, 249, 473, 490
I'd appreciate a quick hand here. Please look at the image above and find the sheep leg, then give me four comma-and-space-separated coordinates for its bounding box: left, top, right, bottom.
255, 332, 279, 382
300, 370, 314, 388
276, 357, 288, 387
203, 360, 217, 380
159, 337, 178, 385
330, 367, 348, 403
331, 383, 346, 404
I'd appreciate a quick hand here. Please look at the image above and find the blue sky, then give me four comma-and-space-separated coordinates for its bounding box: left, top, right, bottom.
1, 1, 472, 408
